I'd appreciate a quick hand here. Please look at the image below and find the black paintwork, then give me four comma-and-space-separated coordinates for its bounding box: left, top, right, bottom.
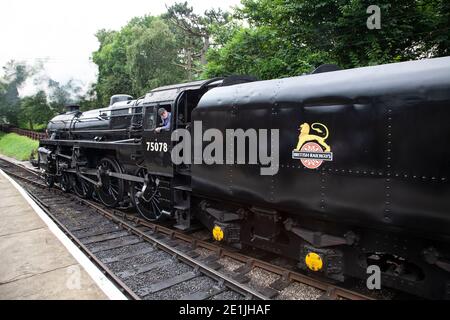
193, 56, 450, 242
38, 58, 450, 298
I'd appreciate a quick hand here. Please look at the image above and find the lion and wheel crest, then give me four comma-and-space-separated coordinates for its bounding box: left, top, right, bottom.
292, 122, 333, 169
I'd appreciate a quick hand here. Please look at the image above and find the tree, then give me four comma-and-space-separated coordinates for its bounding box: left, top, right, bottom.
92, 15, 187, 105
204, 26, 332, 79
19, 91, 52, 130
47, 79, 82, 114
92, 27, 134, 106
0, 60, 33, 125
127, 18, 186, 94
204, 0, 450, 79
165, 2, 230, 80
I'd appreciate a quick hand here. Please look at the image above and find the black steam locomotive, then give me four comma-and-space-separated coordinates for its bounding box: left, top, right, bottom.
37, 57, 450, 298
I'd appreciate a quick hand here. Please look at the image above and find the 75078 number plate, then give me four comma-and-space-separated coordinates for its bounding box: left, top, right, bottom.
146, 141, 168, 152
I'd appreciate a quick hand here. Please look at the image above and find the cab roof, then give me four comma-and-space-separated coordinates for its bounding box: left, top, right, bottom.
143, 78, 223, 105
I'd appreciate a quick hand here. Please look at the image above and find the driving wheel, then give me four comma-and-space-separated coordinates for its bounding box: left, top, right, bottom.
96, 157, 125, 207
130, 168, 164, 221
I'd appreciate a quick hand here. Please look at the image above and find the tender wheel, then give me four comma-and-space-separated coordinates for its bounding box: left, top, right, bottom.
60, 172, 72, 192
130, 168, 164, 221
71, 174, 94, 199
96, 157, 124, 207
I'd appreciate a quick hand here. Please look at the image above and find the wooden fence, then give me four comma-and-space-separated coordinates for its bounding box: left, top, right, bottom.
0, 124, 47, 140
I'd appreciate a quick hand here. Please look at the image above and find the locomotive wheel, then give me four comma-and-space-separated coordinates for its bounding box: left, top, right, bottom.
45, 174, 54, 188
71, 174, 94, 199
130, 168, 164, 221
96, 157, 124, 207
60, 172, 72, 192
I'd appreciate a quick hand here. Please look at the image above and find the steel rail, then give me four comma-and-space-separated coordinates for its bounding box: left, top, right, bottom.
23, 187, 140, 300
0, 158, 373, 300
107, 208, 372, 300
1, 166, 267, 299
84, 200, 269, 299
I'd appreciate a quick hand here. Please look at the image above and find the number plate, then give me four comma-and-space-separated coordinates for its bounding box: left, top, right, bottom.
146, 141, 169, 152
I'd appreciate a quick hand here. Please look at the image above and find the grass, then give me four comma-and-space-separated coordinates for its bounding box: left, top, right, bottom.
0, 132, 39, 161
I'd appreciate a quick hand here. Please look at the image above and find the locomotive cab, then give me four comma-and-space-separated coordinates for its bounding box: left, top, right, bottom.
140, 79, 225, 176
136, 79, 226, 225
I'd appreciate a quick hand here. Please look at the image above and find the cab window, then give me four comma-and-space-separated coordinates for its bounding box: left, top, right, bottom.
145, 106, 156, 130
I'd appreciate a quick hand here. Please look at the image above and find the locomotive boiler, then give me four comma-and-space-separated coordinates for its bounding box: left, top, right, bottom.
37, 57, 450, 299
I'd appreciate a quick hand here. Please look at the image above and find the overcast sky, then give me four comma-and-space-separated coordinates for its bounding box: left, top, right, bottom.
0, 0, 241, 95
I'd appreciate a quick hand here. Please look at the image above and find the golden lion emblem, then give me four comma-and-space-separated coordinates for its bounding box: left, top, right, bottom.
295, 122, 331, 152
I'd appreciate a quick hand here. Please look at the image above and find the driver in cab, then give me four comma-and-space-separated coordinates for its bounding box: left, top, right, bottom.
155, 107, 171, 133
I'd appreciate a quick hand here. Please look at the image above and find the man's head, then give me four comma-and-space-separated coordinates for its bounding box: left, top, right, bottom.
158, 107, 169, 119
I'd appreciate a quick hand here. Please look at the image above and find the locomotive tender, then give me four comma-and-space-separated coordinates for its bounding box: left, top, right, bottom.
38, 57, 450, 298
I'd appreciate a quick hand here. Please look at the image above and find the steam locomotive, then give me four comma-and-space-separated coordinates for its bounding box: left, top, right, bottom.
37, 57, 450, 298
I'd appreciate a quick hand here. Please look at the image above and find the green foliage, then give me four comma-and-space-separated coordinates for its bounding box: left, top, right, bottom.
47, 79, 82, 114
205, 26, 333, 79
0, 60, 33, 126
0, 60, 79, 130
164, 2, 231, 79
19, 91, 53, 130
3, 1, 449, 128
93, 16, 187, 105
0, 132, 39, 161
127, 18, 185, 93
205, 0, 450, 79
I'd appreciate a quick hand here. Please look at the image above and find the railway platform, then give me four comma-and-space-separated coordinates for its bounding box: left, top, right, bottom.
0, 169, 126, 300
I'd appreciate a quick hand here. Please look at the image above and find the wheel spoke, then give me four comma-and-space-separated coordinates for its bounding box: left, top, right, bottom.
131, 169, 164, 221
108, 185, 118, 200
96, 158, 124, 207
151, 198, 161, 213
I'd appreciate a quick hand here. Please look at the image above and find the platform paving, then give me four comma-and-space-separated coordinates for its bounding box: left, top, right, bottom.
0, 171, 109, 299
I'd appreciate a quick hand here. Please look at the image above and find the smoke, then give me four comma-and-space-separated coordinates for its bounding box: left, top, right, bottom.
0, 58, 85, 105
1, 59, 86, 106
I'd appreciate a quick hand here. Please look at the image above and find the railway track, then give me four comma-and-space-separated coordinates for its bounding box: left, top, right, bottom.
0, 157, 374, 300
